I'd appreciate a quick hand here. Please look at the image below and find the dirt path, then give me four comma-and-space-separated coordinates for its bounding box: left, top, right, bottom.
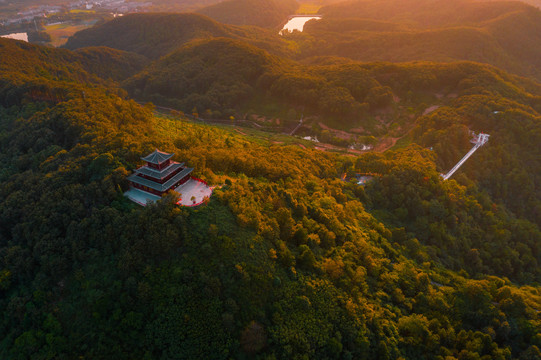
374, 137, 400, 152
423, 105, 440, 115
318, 122, 353, 140
234, 128, 247, 136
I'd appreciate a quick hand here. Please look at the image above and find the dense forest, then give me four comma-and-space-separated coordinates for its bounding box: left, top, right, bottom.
1, 41, 541, 358
1, 0, 541, 358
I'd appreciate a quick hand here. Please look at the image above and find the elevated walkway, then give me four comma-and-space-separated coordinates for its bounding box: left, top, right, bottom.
442, 132, 489, 180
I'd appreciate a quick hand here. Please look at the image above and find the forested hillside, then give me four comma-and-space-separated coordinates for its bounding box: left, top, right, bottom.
0, 38, 541, 359
197, 0, 299, 27
1, 0, 541, 357
63, 13, 293, 60
0, 38, 146, 106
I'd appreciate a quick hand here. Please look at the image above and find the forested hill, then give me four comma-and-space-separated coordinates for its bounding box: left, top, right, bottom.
1, 36, 541, 358
292, 0, 541, 80
0, 38, 146, 107
0, 38, 145, 85
63, 13, 293, 60
122, 38, 288, 113
197, 0, 299, 27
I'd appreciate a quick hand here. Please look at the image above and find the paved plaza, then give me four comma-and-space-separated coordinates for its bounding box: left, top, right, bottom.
174, 179, 213, 206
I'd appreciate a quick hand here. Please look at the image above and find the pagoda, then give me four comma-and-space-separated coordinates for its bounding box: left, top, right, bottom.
125, 149, 193, 205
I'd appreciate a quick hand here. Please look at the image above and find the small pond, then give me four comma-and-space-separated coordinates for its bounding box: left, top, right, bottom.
280, 16, 321, 34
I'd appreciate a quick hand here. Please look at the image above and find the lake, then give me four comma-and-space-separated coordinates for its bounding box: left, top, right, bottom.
280, 16, 321, 34
1, 32, 28, 42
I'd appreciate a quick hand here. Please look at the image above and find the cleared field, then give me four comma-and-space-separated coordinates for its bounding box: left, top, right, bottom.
44, 22, 94, 47
295, 3, 321, 14
69, 9, 96, 14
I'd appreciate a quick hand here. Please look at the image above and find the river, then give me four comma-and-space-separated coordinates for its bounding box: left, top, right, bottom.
280, 16, 321, 34
1, 32, 28, 42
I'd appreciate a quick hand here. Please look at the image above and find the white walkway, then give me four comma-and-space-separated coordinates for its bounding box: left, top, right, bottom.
442, 133, 489, 180
174, 179, 213, 206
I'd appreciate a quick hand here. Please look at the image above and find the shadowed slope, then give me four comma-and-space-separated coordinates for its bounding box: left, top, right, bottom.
64, 12, 293, 59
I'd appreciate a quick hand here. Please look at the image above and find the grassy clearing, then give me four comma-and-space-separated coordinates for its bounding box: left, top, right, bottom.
392, 133, 413, 149
153, 113, 316, 150
44, 22, 94, 47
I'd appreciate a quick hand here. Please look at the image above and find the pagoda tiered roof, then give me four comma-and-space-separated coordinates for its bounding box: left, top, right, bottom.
141, 149, 174, 164
125, 149, 213, 207
135, 162, 185, 179
127, 167, 193, 192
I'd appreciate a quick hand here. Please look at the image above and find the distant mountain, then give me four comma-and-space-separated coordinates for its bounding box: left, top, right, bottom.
319, 0, 533, 28
290, 0, 541, 80
122, 35, 539, 129
481, 0, 541, 9
123, 38, 285, 112
142, 0, 223, 12
64, 13, 293, 59
197, 0, 299, 27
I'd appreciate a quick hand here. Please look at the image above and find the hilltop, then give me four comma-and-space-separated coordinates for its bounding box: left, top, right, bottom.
62, 3, 541, 82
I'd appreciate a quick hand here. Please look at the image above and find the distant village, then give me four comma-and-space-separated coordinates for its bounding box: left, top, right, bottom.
0, 0, 151, 26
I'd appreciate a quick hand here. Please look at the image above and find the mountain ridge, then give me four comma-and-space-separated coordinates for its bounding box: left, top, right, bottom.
64, 12, 293, 60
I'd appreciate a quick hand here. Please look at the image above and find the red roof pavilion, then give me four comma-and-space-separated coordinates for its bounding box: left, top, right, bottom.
126, 149, 193, 198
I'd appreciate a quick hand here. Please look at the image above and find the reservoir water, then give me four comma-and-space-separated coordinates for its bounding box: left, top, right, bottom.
1, 32, 28, 42
280, 16, 321, 34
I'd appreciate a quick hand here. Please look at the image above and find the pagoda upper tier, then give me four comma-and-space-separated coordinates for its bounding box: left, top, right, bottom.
141, 149, 174, 166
